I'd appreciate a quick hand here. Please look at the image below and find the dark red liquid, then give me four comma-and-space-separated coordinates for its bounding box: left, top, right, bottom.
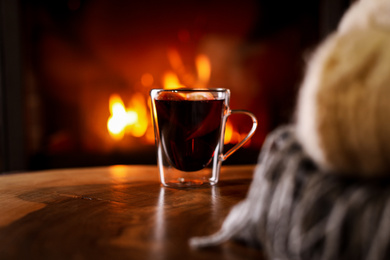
155, 99, 224, 171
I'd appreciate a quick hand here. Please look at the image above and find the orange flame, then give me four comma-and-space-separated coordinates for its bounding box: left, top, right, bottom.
196, 54, 211, 86
224, 120, 233, 144
163, 52, 211, 89
163, 71, 185, 89
224, 120, 244, 145
128, 93, 148, 137
107, 53, 215, 145
107, 93, 150, 140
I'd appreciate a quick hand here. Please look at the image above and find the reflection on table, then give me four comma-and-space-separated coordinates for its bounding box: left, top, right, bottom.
0, 165, 264, 260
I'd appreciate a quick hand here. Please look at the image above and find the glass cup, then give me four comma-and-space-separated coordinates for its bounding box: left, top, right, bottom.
150, 88, 257, 188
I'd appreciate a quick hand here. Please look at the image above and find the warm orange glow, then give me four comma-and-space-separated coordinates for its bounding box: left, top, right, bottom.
163, 52, 211, 89
107, 94, 135, 140
224, 120, 242, 145
167, 49, 184, 72
128, 93, 148, 137
163, 71, 185, 89
232, 131, 241, 144
224, 120, 233, 144
107, 93, 151, 141
145, 127, 155, 144
243, 132, 251, 147
109, 165, 128, 181
196, 54, 211, 86
107, 53, 214, 144
141, 73, 154, 87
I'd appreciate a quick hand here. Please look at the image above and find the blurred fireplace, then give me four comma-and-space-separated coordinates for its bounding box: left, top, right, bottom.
0, 0, 350, 171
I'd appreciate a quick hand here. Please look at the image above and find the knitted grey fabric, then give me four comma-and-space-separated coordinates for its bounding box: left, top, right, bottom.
190, 125, 390, 260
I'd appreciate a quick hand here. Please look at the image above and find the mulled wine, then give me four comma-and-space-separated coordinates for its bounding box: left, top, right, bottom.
155, 99, 224, 171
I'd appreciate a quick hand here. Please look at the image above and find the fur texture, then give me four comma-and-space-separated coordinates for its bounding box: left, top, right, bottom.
338, 0, 390, 34
296, 0, 390, 176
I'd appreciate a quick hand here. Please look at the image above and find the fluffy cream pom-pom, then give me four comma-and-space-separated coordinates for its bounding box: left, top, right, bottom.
296, 27, 390, 177
338, 0, 390, 34
296, 0, 390, 177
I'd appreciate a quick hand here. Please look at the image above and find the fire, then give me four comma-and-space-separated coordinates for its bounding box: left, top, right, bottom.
195, 54, 211, 86
128, 93, 148, 137
224, 120, 233, 144
107, 52, 244, 146
163, 71, 185, 89
224, 120, 252, 147
107, 93, 149, 140
224, 120, 240, 145
163, 52, 211, 89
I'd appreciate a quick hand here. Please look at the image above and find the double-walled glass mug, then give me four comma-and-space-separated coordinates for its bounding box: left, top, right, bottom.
150, 88, 257, 188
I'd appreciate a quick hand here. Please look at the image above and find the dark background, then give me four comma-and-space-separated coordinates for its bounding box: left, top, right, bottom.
0, 0, 352, 172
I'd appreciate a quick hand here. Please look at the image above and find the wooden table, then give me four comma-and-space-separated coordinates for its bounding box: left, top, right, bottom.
0, 165, 264, 260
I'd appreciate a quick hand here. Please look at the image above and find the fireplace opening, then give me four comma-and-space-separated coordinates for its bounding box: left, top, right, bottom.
2, 0, 339, 171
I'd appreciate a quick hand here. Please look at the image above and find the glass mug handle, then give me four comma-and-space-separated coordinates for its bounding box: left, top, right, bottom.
219, 109, 258, 162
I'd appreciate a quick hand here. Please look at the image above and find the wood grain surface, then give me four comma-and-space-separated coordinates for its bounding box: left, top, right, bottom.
0, 165, 264, 260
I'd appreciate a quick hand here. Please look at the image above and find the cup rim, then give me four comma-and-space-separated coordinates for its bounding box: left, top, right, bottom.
151, 88, 228, 93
